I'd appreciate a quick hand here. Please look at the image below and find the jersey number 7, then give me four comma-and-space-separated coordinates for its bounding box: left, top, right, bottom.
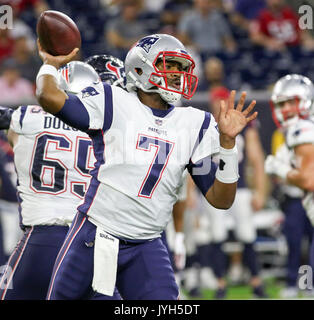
137, 134, 175, 198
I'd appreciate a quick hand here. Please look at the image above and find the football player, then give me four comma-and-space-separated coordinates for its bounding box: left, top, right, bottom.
265, 74, 314, 295
0, 58, 123, 300
87, 54, 188, 279
270, 129, 313, 298
36, 33, 257, 300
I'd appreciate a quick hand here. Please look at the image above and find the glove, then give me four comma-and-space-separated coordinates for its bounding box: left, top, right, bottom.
264, 155, 291, 180
173, 232, 186, 271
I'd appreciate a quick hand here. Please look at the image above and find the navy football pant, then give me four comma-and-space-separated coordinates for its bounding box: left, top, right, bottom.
281, 197, 313, 287
0, 224, 121, 300
47, 212, 179, 300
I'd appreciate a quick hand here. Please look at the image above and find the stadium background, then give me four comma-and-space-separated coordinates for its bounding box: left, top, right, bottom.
0, 0, 313, 299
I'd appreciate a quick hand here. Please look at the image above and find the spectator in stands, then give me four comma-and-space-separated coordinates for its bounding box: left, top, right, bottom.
177, 0, 236, 60
106, 0, 149, 59
250, 0, 314, 51
8, 4, 37, 51
0, 58, 34, 105
0, 29, 15, 64
204, 57, 229, 103
231, 0, 266, 30
1, 0, 48, 18
160, 0, 192, 35
11, 36, 41, 83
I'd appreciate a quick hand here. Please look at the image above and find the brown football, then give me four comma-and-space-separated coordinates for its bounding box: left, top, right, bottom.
37, 10, 81, 56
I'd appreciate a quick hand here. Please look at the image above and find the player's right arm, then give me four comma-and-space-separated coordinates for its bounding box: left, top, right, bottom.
36, 42, 100, 132
286, 144, 314, 191
36, 40, 78, 114
265, 121, 314, 191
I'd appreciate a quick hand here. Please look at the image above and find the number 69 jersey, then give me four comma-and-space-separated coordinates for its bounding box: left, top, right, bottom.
10, 105, 95, 227
59, 83, 220, 240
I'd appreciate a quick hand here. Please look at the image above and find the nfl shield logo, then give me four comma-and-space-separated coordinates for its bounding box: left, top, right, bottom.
155, 119, 163, 126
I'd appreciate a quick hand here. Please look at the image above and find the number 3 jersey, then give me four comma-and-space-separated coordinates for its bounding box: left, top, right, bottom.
10, 105, 95, 227
57, 83, 220, 240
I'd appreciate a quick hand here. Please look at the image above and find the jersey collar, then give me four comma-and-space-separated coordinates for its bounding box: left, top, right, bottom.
144, 103, 175, 118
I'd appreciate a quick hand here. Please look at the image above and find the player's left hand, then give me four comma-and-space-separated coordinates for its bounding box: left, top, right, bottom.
173, 232, 186, 271
218, 91, 257, 148
37, 39, 79, 69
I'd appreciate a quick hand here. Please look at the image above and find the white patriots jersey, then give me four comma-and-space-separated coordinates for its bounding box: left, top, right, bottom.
69, 83, 219, 240
286, 119, 314, 149
10, 105, 96, 226
285, 119, 314, 225
275, 144, 304, 198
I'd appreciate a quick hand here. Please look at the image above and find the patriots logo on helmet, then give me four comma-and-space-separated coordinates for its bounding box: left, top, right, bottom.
136, 36, 160, 53
81, 87, 99, 98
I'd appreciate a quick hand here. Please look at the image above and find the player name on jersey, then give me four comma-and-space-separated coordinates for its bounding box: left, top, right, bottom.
44, 116, 78, 131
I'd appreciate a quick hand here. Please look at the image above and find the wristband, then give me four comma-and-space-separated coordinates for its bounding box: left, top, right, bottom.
215, 145, 239, 183
175, 232, 185, 243
36, 64, 58, 84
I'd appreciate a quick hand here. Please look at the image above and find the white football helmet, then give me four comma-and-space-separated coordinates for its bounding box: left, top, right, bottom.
271, 74, 314, 128
58, 61, 100, 94
124, 34, 198, 103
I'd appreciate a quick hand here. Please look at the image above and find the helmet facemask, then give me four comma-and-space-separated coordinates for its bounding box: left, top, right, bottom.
148, 51, 198, 103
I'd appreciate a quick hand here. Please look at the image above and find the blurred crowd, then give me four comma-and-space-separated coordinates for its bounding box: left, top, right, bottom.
0, 0, 313, 299
0, 0, 314, 103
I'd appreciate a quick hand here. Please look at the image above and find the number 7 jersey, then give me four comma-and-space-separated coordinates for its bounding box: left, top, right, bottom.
10, 105, 96, 227
59, 83, 220, 240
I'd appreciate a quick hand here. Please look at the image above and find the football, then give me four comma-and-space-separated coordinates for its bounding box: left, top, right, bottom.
37, 10, 81, 56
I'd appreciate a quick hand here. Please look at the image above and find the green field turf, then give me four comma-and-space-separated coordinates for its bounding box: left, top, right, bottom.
184, 278, 314, 300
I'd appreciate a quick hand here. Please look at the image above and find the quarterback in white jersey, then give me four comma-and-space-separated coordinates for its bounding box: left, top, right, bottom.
36, 33, 257, 300
265, 74, 314, 286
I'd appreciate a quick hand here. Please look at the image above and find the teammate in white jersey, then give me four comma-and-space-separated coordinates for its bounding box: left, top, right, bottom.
0, 57, 123, 300
265, 74, 314, 293
36, 33, 257, 300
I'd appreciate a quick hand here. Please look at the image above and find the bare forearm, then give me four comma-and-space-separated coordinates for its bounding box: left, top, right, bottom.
253, 163, 267, 195
172, 201, 186, 233
206, 179, 236, 209
207, 135, 237, 209
36, 43, 78, 114
286, 169, 314, 191
36, 73, 67, 114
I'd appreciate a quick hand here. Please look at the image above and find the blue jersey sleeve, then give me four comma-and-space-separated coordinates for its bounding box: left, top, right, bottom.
187, 156, 217, 196
55, 94, 90, 132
